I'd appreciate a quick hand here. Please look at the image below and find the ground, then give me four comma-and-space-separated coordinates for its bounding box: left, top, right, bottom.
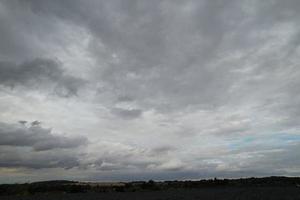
1, 187, 300, 200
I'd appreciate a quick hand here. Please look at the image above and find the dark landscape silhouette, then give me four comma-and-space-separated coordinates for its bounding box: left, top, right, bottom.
1, 176, 300, 199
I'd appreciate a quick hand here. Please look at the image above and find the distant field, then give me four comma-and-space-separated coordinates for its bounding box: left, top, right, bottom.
1, 187, 300, 200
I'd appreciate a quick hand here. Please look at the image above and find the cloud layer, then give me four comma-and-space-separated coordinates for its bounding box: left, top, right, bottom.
0, 0, 300, 182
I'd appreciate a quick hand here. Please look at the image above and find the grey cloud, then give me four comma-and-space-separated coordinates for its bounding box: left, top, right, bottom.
111, 108, 143, 119
5, 0, 300, 113
0, 146, 80, 169
1, 0, 299, 109
0, 0, 72, 62
0, 121, 87, 170
3, 0, 235, 110
0, 121, 87, 151
151, 146, 176, 154
31, 120, 41, 126
82, 142, 184, 173
18, 120, 27, 125
0, 1, 37, 61
91, 160, 126, 171
117, 95, 134, 103
0, 58, 85, 97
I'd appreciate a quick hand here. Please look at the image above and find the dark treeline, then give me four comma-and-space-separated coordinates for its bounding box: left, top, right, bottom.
1, 177, 300, 196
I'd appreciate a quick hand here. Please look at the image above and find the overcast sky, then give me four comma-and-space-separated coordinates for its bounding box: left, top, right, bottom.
1, 0, 300, 183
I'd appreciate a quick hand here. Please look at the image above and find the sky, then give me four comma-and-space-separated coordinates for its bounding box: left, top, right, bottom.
0, 0, 300, 183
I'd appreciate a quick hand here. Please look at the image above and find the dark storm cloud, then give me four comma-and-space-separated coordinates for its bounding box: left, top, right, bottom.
0, 121, 87, 151
0, 58, 85, 97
